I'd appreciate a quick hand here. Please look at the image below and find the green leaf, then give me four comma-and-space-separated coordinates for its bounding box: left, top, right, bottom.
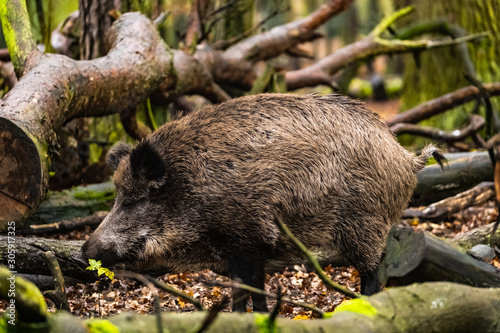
86, 259, 102, 271
86, 259, 114, 280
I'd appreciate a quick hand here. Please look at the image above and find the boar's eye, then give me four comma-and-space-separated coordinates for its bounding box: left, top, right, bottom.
122, 199, 135, 209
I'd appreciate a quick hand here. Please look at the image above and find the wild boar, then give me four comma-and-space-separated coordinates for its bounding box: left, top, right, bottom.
81, 93, 444, 311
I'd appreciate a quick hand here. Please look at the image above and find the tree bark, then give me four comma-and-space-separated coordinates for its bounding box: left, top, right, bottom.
387, 83, 500, 127
0, 236, 90, 281
453, 222, 500, 250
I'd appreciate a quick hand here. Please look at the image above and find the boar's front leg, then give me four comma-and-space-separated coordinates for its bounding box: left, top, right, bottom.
229, 258, 268, 312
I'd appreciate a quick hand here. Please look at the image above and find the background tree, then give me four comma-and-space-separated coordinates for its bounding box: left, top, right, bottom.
396, 0, 500, 144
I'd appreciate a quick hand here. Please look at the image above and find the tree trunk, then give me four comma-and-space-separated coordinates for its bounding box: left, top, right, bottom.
397, 0, 500, 143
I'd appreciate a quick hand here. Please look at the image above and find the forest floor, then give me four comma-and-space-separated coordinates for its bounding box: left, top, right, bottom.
2, 199, 498, 320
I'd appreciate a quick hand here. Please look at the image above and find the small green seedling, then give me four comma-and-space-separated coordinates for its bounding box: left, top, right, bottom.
86, 259, 115, 280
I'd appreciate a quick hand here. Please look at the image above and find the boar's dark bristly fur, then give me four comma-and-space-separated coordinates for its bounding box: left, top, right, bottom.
81, 93, 444, 312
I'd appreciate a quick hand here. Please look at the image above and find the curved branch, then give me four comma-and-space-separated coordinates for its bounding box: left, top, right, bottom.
0, 13, 174, 227
224, 0, 353, 62
387, 83, 500, 126
390, 114, 485, 143
285, 7, 488, 91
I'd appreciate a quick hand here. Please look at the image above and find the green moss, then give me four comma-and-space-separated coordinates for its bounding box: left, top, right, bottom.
333, 298, 378, 318
0, 266, 47, 323
86, 319, 120, 333
0, 0, 37, 74
72, 187, 115, 202
254, 313, 276, 333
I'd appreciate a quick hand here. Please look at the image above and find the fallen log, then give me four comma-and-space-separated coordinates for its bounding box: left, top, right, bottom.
25, 182, 114, 227
3, 266, 500, 333
412, 151, 493, 205
0, 236, 91, 282
379, 225, 500, 288
404, 181, 494, 221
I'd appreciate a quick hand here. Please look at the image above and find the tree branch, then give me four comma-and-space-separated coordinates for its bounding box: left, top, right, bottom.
390, 114, 485, 143
223, 0, 353, 62
0, 0, 39, 77
387, 82, 500, 126
285, 6, 488, 90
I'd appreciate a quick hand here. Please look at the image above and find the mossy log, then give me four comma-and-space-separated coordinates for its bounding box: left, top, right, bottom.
25, 182, 114, 228
3, 266, 500, 333
379, 225, 500, 288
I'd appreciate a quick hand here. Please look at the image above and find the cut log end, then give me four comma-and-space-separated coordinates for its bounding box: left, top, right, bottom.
0, 117, 46, 228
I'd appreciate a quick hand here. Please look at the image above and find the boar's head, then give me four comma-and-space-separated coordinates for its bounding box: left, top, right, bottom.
80, 140, 196, 270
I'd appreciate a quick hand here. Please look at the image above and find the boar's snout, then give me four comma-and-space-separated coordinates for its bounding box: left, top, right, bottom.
81, 237, 120, 268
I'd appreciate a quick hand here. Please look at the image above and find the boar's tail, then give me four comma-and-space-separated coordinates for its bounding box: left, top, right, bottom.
416, 145, 447, 171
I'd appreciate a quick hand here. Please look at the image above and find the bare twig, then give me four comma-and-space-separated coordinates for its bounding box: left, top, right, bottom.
268, 285, 282, 327
18, 211, 107, 235
224, 0, 353, 62
273, 213, 359, 299
285, 6, 489, 90
211, 2, 288, 50
193, 295, 230, 333
464, 73, 496, 166
139, 273, 204, 310
40, 251, 70, 311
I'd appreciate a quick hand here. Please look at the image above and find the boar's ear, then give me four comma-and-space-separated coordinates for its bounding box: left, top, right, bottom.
107, 142, 132, 170
129, 140, 166, 182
